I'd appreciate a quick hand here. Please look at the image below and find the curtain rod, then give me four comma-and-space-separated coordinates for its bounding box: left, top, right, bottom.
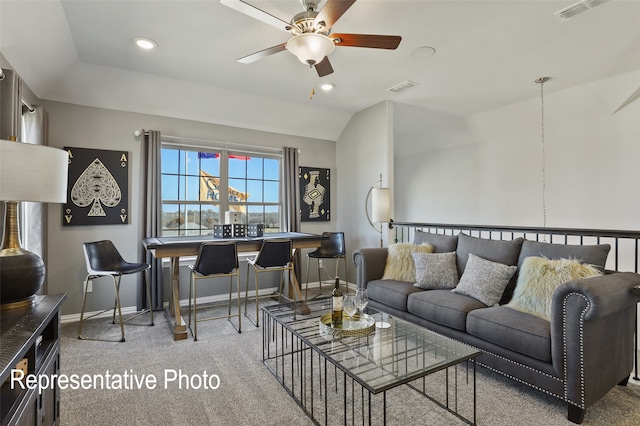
21, 99, 35, 113
134, 130, 283, 155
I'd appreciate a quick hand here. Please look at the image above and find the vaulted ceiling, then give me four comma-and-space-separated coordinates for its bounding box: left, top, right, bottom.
1, 1, 639, 140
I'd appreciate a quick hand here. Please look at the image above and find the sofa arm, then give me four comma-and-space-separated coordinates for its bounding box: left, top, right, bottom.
352, 248, 388, 289
553, 272, 640, 321
550, 272, 640, 411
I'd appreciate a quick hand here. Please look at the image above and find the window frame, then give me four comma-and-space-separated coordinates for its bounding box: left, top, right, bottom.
160, 141, 283, 237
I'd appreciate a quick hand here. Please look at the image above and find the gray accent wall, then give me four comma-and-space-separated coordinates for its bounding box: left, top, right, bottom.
43, 101, 337, 315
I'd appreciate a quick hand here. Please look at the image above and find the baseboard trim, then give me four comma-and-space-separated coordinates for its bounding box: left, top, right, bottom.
61, 281, 352, 324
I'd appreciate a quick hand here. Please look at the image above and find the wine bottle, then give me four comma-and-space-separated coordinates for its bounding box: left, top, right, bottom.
332, 276, 343, 328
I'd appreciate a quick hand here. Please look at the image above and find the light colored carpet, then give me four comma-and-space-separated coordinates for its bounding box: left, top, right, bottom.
59, 303, 640, 425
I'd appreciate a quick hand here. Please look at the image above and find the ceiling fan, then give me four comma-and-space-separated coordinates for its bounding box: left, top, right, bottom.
220, 0, 402, 77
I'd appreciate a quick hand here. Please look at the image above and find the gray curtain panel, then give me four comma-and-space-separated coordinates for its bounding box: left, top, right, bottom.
0, 68, 22, 140
22, 105, 49, 293
138, 129, 163, 311
282, 146, 301, 283
0, 69, 23, 247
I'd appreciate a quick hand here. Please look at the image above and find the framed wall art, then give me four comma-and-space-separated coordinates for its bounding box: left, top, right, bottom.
63, 147, 129, 226
299, 166, 330, 222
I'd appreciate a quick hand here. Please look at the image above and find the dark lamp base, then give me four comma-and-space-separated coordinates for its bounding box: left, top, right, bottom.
0, 248, 45, 309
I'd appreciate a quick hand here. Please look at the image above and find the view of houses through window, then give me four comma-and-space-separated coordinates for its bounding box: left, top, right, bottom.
161, 146, 281, 236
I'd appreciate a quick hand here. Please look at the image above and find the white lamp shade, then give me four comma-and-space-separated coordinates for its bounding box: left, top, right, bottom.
286, 33, 335, 65
0, 139, 68, 203
371, 187, 391, 223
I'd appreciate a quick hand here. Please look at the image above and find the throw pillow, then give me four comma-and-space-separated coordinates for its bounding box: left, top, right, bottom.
412, 251, 459, 289
455, 233, 524, 305
507, 256, 601, 320
382, 243, 434, 282
452, 253, 517, 306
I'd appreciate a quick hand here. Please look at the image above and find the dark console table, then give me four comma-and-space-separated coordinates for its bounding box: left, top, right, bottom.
1, 294, 66, 425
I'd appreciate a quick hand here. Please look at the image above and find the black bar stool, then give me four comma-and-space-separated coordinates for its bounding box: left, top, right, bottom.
245, 239, 294, 326
305, 232, 348, 298
78, 240, 154, 342
188, 242, 241, 340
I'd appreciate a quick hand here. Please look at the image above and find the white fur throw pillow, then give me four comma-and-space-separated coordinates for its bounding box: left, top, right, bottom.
382, 243, 434, 282
507, 257, 601, 320
412, 252, 459, 289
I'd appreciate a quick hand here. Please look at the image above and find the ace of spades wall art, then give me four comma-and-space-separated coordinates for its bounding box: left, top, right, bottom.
299, 166, 330, 221
63, 147, 129, 226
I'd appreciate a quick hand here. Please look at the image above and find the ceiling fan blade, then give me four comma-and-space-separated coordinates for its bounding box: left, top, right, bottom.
314, 0, 356, 31
238, 43, 287, 64
331, 33, 402, 49
221, 0, 293, 32
315, 57, 334, 77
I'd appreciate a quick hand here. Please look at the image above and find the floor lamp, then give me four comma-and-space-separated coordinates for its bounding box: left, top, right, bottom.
365, 174, 391, 248
0, 139, 68, 309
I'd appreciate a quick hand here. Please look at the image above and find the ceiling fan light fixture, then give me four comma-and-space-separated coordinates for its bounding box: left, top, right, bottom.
286, 33, 335, 65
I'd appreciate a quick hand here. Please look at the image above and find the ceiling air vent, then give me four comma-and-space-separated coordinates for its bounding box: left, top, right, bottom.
554, 0, 613, 21
386, 80, 419, 93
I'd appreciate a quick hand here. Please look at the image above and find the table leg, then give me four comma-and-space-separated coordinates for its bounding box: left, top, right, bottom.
164, 256, 188, 340
289, 250, 310, 315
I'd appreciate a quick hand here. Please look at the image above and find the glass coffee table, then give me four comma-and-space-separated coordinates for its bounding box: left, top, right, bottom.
262, 299, 481, 425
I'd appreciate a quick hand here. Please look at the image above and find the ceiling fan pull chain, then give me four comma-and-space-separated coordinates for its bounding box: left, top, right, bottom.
309, 64, 315, 100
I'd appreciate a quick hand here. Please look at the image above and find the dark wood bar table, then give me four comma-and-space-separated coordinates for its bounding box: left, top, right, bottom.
142, 232, 324, 340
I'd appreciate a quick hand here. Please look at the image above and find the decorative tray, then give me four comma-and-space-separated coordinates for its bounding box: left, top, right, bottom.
319, 312, 376, 337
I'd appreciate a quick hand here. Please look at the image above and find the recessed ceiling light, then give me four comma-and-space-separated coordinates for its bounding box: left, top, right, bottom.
320, 83, 335, 91
134, 37, 157, 50
409, 46, 436, 60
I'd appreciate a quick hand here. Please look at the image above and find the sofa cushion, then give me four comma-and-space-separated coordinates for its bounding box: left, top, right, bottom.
382, 243, 434, 282
455, 233, 524, 276
407, 290, 486, 331
517, 239, 610, 272
507, 256, 601, 320
452, 253, 517, 306
367, 279, 424, 312
413, 230, 459, 253
467, 306, 552, 362
412, 251, 459, 289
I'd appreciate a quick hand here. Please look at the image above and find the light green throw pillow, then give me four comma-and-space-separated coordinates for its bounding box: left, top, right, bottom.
382, 243, 434, 282
507, 256, 601, 320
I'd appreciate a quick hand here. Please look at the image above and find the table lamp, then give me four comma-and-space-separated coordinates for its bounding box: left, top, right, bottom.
0, 138, 68, 309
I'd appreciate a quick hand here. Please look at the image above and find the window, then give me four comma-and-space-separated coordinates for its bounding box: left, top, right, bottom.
160, 145, 281, 236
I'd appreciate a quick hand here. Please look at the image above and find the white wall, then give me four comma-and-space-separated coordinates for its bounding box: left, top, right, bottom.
394, 69, 640, 230
43, 101, 336, 315
336, 101, 394, 284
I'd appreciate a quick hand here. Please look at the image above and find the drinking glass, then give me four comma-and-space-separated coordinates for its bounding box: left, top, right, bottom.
343, 295, 357, 328
355, 288, 368, 314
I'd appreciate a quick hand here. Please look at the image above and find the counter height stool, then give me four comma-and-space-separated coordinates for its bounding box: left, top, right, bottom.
245, 239, 294, 327
188, 242, 241, 340
78, 240, 154, 342
305, 232, 348, 299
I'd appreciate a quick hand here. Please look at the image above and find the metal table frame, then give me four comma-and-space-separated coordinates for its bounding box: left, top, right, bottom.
262, 301, 481, 425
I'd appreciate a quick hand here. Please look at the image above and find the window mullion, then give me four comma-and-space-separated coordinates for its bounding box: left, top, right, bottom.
219, 150, 229, 219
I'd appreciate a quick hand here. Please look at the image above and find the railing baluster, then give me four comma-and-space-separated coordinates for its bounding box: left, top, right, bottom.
388, 222, 640, 273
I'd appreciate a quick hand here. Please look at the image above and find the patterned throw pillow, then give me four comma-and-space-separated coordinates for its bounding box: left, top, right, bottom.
382, 243, 434, 282
412, 252, 459, 289
452, 253, 517, 306
507, 256, 601, 320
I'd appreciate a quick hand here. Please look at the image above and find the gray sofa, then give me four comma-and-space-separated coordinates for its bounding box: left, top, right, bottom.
353, 231, 640, 424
